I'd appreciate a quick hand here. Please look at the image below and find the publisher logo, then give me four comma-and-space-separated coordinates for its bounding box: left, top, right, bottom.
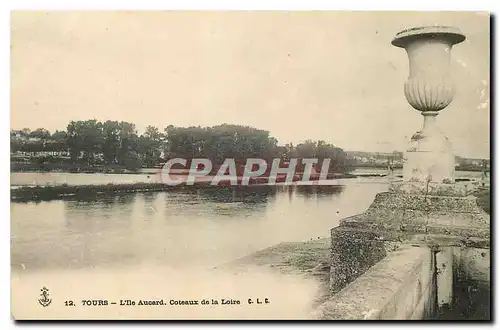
38, 287, 52, 307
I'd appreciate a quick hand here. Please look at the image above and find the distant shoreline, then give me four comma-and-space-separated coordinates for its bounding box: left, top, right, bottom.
10, 182, 211, 202
11, 162, 153, 174
10, 182, 346, 203
10, 162, 488, 174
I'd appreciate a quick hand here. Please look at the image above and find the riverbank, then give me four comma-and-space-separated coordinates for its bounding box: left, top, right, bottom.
219, 237, 332, 308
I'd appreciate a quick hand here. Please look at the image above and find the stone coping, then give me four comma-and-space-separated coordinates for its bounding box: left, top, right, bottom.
332, 189, 491, 246
392, 26, 466, 48
312, 246, 430, 320
389, 181, 478, 197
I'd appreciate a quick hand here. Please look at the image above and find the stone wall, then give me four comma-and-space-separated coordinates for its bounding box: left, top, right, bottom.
329, 183, 489, 296
314, 243, 490, 320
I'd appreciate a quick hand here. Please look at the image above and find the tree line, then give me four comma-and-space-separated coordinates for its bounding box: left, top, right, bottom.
11, 120, 351, 172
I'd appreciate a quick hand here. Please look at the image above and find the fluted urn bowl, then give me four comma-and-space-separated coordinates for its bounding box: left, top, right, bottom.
392, 26, 465, 112
392, 26, 465, 184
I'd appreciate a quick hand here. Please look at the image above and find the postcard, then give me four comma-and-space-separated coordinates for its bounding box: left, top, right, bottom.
10, 11, 490, 320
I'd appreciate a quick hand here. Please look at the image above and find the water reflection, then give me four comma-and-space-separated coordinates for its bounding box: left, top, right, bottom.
175, 185, 278, 204
294, 185, 344, 198
65, 194, 137, 227
11, 181, 388, 272
142, 191, 158, 204
275, 185, 345, 202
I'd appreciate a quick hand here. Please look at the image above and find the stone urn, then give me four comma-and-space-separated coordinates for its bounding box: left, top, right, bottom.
392, 26, 465, 184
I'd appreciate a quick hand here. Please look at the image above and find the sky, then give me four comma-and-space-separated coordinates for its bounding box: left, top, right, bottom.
10, 11, 490, 158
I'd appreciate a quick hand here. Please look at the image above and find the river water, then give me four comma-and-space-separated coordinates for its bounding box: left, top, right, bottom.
11, 179, 389, 271
8, 171, 480, 319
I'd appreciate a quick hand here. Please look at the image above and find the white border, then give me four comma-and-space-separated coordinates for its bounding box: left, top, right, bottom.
2, 1, 498, 329
2, 0, 499, 11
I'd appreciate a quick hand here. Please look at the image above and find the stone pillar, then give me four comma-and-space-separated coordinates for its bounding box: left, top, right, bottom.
391, 26, 465, 184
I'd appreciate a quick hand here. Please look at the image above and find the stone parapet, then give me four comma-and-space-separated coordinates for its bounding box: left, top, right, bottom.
329, 184, 489, 295
314, 246, 435, 320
